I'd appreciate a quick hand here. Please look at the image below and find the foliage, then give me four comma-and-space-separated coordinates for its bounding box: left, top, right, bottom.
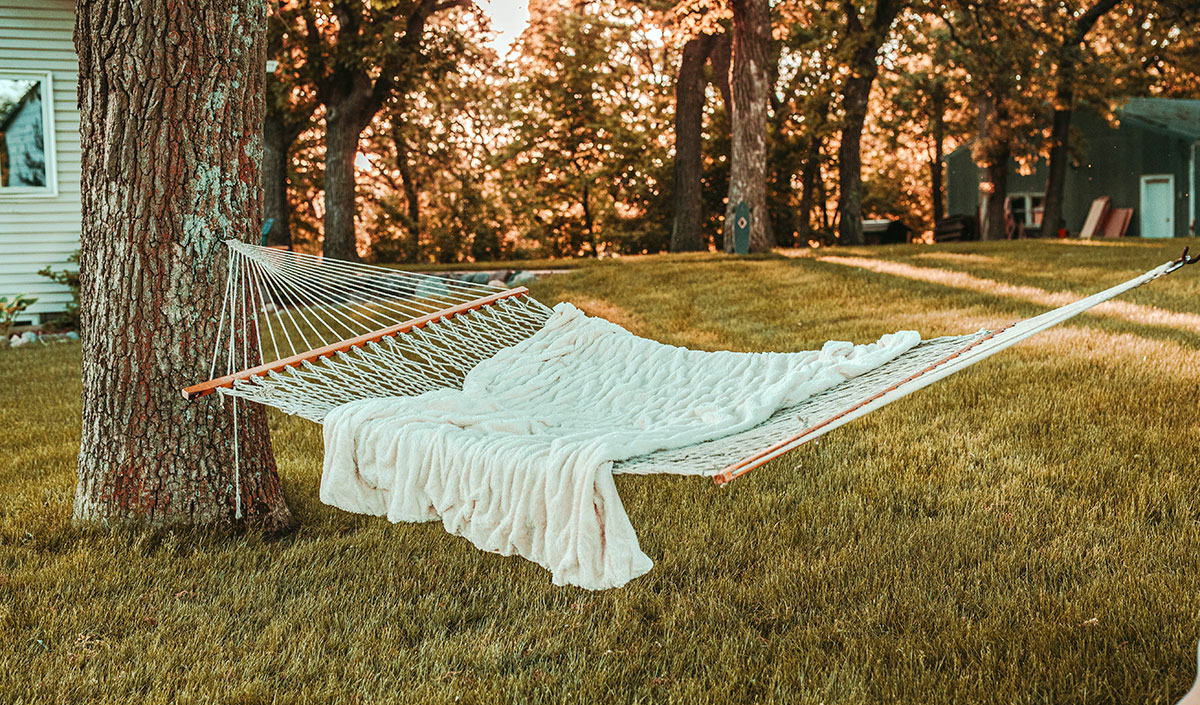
0, 294, 36, 329
497, 0, 678, 257
358, 11, 513, 263
4, 239, 1200, 701
258, 0, 1200, 258
36, 251, 80, 331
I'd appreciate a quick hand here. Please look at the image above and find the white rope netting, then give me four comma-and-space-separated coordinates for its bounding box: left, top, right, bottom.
200, 241, 553, 422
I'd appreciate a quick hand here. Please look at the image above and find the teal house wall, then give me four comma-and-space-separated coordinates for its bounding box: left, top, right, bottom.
945, 99, 1200, 238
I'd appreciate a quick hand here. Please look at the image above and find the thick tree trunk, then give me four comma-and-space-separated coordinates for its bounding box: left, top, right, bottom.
671, 35, 716, 252
323, 110, 362, 261
263, 112, 293, 249
73, 0, 294, 530
724, 0, 773, 253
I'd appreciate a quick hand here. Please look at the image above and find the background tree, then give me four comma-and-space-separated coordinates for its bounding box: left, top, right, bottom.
296, 0, 470, 260
360, 12, 511, 262
1039, 0, 1122, 239
668, 0, 731, 253
723, 0, 773, 252
771, 1, 842, 245
670, 32, 721, 252
73, 0, 293, 529
870, 16, 970, 233
834, 0, 903, 246
942, 2, 1046, 240
501, 0, 676, 257
264, 3, 320, 249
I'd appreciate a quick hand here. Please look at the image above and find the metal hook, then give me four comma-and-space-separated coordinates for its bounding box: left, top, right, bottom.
1176, 247, 1196, 267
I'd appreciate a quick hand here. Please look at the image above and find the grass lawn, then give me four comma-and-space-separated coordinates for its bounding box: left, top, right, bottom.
3, 238, 1200, 703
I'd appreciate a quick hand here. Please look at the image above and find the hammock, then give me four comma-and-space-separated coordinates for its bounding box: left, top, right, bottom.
185, 240, 1195, 589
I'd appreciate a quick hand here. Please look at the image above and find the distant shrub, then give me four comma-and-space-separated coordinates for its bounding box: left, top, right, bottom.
0, 294, 37, 341
37, 250, 80, 331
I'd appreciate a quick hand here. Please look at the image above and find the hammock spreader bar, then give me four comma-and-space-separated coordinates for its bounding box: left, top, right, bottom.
712, 322, 1018, 485
182, 287, 531, 400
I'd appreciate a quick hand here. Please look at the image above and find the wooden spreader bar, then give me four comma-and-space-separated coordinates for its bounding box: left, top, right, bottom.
711, 323, 1015, 486
182, 287, 530, 400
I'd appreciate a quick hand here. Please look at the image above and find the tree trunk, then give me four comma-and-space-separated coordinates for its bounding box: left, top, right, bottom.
394, 130, 421, 238
1041, 0, 1121, 239
74, 0, 294, 530
930, 92, 946, 226
977, 93, 1009, 241
836, 74, 874, 246
835, 0, 900, 247
671, 35, 715, 252
323, 110, 362, 261
263, 112, 293, 249
796, 117, 825, 244
724, 0, 773, 253
582, 178, 597, 255
982, 155, 1009, 241
709, 33, 733, 116
1040, 93, 1072, 237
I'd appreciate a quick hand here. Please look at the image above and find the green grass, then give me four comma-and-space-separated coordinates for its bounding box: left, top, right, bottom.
3, 238, 1200, 703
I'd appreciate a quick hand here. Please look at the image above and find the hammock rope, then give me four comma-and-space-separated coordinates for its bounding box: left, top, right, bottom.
188, 241, 1196, 517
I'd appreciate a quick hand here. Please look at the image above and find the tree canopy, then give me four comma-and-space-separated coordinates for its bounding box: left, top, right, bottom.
264, 0, 1200, 260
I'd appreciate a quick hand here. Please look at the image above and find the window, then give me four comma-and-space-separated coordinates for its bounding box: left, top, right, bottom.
1006, 193, 1044, 227
0, 72, 56, 196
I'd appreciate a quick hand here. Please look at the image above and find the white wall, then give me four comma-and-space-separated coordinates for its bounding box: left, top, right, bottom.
0, 0, 79, 323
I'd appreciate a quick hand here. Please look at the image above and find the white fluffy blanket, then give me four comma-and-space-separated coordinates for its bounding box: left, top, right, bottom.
320, 303, 918, 590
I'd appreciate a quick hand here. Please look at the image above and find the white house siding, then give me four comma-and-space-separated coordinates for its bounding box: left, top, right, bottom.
0, 0, 79, 323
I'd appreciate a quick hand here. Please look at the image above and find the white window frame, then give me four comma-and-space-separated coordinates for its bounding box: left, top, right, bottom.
1006, 192, 1044, 227
0, 70, 58, 198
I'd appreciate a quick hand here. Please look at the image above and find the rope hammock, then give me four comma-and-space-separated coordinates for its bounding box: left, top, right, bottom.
185, 240, 1195, 589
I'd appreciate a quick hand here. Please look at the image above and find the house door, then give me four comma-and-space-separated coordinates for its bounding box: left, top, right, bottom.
1140, 174, 1175, 238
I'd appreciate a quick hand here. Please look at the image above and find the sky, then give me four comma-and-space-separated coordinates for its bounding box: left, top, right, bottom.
483, 0, 530, 56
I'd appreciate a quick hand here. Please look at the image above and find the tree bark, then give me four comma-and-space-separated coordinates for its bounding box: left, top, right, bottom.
73, 0, 294, 530
836, 0, 901, 247
1040, 0, 1121, 238
671, 35, 717, 252
724, 0, 773, 253
322, 107, 367, 261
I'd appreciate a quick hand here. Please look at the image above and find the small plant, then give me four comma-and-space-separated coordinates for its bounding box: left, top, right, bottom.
37, 250, 80, 331
0, 294, 37, 343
